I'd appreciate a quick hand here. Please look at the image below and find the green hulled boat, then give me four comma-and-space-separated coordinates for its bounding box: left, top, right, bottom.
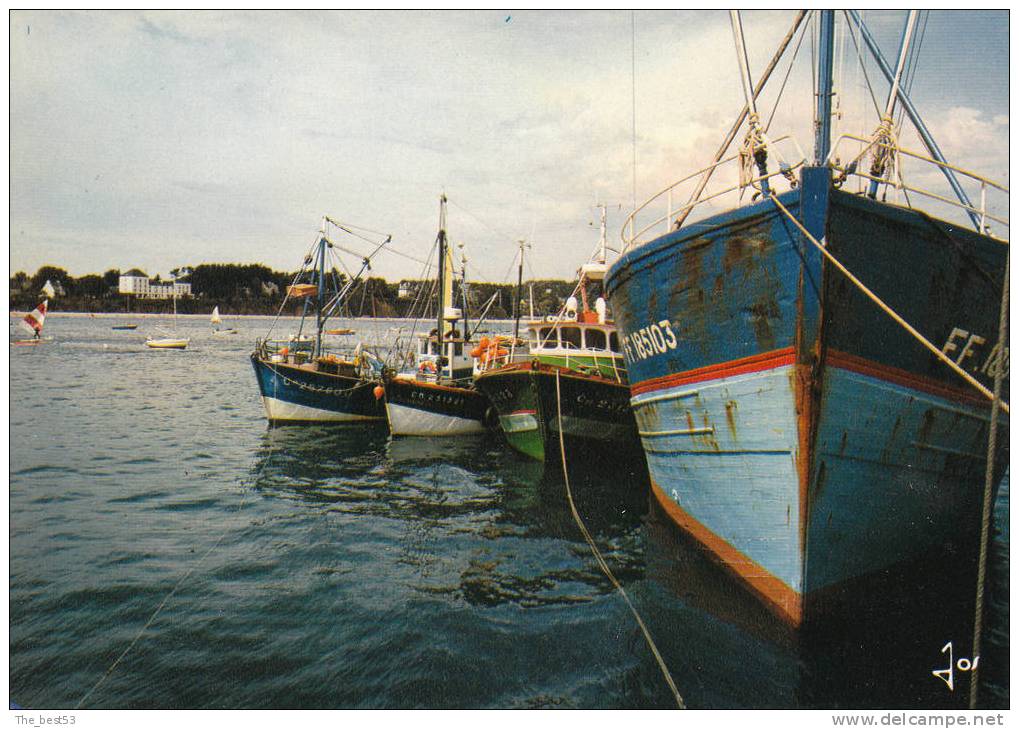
473, 318, 640, 466
474, 211, 645, 472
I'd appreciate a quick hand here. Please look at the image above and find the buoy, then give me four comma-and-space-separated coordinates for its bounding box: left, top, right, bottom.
373, 385, 385, 400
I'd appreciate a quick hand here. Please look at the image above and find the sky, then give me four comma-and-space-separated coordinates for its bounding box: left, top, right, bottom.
8, 10, 1010, 283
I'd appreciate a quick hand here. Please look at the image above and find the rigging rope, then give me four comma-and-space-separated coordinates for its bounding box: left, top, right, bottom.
768, 192, 1009, 414
969, 247, 1009, 710
554, 370, 685, 709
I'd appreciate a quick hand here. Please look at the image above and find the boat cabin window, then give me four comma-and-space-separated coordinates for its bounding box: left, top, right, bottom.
559, 326, 582, 350
451, 341, 463, 357
585, 328, 607, 351
538, 327, 557, 349
609, 332, 620, 353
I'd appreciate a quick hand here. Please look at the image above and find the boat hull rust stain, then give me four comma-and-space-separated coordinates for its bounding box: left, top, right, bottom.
607, 181, 1009, 626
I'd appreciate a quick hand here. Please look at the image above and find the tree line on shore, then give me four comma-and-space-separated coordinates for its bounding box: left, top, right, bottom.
9, 263, 584, 319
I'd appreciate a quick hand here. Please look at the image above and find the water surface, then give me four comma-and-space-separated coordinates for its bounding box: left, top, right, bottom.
8, 315, 1009, 709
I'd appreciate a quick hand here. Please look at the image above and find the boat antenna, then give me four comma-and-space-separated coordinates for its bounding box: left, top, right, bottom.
631, 10, 637, 212
597, 203, 607, 264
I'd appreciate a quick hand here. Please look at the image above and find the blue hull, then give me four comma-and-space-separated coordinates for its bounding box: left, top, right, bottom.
251, 354, 385, 423
606, 174, 1009, 625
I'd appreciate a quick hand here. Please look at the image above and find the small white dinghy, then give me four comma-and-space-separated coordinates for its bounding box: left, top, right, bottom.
211, 306, 237, 335
146, 277, 190, 349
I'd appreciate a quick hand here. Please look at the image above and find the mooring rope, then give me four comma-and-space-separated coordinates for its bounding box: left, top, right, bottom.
769, 192, 1010, 414
969, 247, 1010, 709
75, 394, 283, 708
554, 370, 686, 709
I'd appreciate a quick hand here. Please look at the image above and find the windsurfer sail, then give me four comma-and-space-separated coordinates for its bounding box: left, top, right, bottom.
20, 300, 47, 339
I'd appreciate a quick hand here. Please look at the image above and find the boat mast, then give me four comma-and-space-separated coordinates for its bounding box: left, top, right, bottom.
436, 194, 450, 346
847, 10, 981, 231
813, 10, 836, 166
459, 247, 470, 343
867, 10, 918, 199
513, 238, 526, 341
315, 232, 326, 358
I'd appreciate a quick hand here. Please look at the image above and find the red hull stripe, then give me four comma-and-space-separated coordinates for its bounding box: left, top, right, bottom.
630, 348, 795, 396
394, 380, 476, 396
631, 347, 990, 409
650, 480, 803, 627
825, 349, 990, 408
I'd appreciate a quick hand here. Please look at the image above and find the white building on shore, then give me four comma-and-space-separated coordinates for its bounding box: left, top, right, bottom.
118, 270, 191, 299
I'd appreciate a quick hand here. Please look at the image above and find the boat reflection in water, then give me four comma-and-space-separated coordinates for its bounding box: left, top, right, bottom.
639, 484, 1009, 709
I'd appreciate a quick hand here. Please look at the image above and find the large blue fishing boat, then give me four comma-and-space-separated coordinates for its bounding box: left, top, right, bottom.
251, 219, 390, 423
605, 11, 1009, 625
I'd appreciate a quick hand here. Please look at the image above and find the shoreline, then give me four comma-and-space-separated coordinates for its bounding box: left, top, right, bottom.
10, 311, 517, 324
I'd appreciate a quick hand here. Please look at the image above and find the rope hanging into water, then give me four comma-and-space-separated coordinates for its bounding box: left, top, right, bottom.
969, 247, 1009, 709
75, 413, 284, 708
554, 370, 686, 709
769, 192, 1010, 415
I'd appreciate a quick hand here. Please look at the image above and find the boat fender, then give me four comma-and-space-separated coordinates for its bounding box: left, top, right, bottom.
373, 385, 385, 400
470, 336, 492, 358
483, 406, 499, 429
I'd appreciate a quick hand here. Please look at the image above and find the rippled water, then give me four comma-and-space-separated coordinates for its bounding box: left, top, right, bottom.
8, 315, 1009, 709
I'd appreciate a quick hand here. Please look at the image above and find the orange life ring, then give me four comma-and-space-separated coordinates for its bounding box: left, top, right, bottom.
418, 360, 437, 373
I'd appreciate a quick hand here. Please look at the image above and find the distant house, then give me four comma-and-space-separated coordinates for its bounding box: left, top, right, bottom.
398, 280, 424, 300
119, 270, 191, 299
261, 281, 279, 296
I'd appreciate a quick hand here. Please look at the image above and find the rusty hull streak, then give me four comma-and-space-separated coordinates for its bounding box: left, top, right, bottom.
795, 254, 824, 593
724, 400, 739, 439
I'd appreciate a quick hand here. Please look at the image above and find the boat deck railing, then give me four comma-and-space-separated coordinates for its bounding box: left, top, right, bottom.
255, 337, 375, 369
828, 134, 1009, 242
621, 135, 805, 251
621, 132, 1009, 253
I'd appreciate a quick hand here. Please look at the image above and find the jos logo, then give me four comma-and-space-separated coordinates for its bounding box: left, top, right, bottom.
932, 641, 979, 691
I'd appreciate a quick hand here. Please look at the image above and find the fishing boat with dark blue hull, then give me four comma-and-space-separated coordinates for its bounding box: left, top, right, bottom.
251, 348, 384, 423
605, 10, 1008, 626
251, 218, 391, 424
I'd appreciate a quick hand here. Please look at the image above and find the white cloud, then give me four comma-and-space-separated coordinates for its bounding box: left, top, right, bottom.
9, 10, 1010, 281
